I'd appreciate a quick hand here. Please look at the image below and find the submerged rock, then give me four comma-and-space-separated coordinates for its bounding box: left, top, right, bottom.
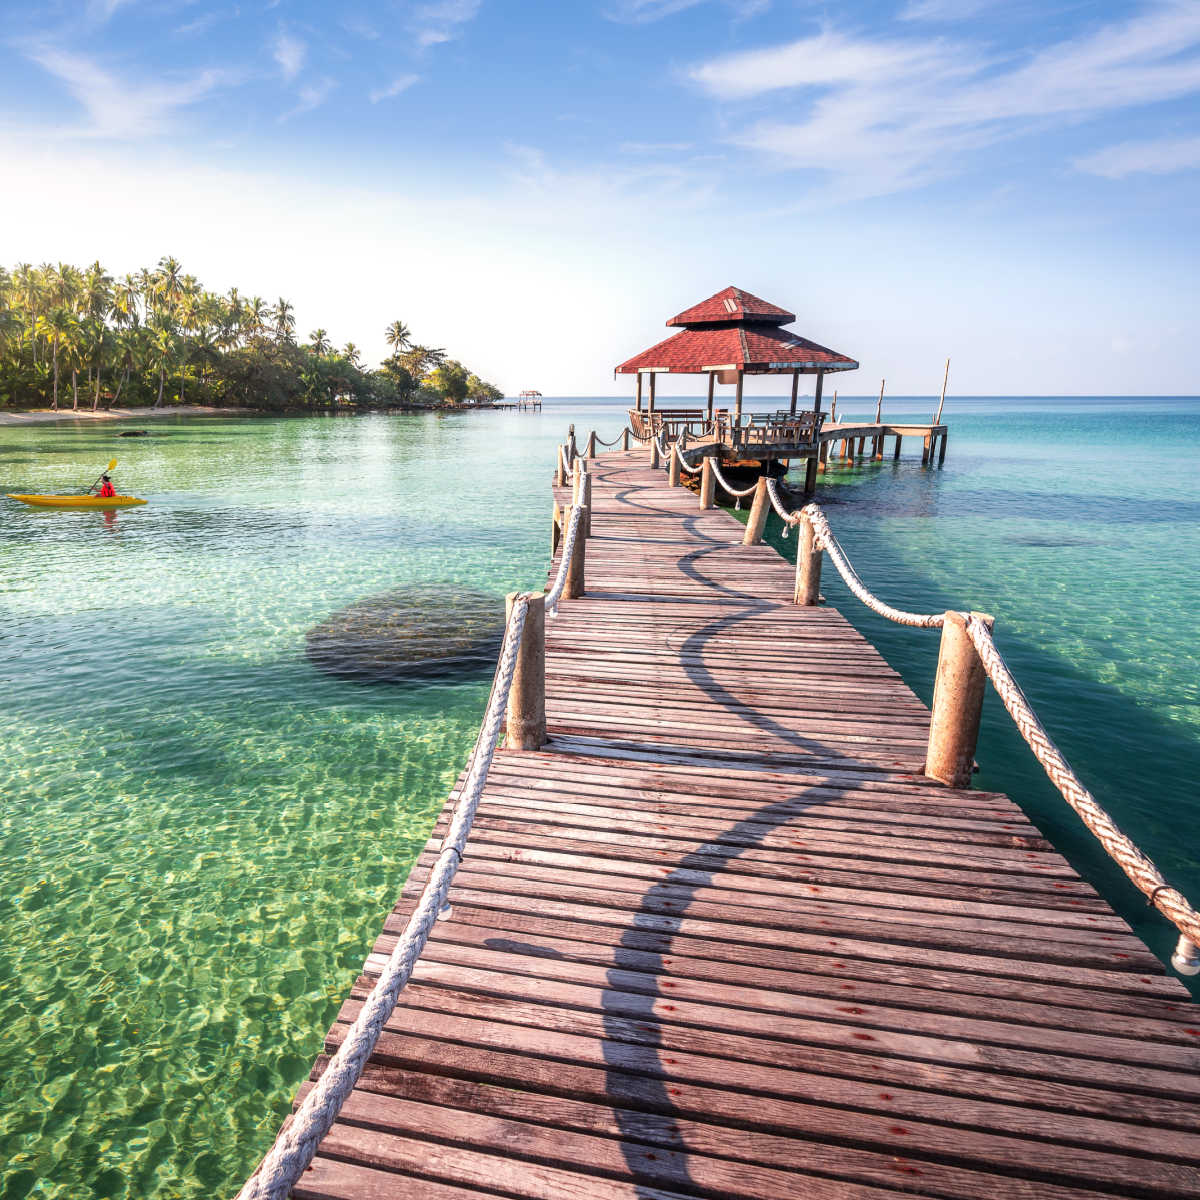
306, 586, 505, 682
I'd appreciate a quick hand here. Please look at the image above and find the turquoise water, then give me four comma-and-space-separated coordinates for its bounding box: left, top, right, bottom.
0, 398, 1196, 1197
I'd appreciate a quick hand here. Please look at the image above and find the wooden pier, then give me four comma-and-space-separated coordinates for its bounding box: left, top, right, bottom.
285, 450, 1198, 1200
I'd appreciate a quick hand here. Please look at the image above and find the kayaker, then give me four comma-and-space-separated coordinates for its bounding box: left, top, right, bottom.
96, 475, 116, 499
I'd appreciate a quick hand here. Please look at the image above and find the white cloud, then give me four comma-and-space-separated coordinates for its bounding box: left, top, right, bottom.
411, 0, 481, 48
25, 46, 228, 139
689, 3, 1200, 196
280, 78, 336, 122
272, 31, 306, 80
369, 74, 419, 103
899, 0, 996, 20
1076, 134, 1200, 177
620, 140, 695, 153
606, 0, 767, 21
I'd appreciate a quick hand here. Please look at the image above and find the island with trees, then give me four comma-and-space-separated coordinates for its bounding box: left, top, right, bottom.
0, 257, 504, 413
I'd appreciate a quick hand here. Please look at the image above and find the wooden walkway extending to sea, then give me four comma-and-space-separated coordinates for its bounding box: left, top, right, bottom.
287, 450, 1199, 1200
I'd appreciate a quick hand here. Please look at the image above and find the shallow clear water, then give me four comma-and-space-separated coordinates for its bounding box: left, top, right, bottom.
0, 397, 1196, 1198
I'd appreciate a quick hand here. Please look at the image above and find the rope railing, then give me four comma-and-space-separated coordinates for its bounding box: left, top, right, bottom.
234, 462, 592, 1199
709, 459, 762, 503
546, 501, 584, 616
964, 615, 1200, 965
674, 445, 702, 475
783, 493, 1200, 976
235, 598, 530, 1200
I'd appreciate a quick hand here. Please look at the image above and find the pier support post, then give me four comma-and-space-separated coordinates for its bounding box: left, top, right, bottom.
586, 431, 596, 459
794, 514, 822, 606
668, 445, 681, 488
565, 506, 587, 598
505, 591, 546, 750
874, 436, 884, 461
925, 610, 994, 788
743, 476, 769, 545
938, 432, 948, 465
804, 452, 818, 495
700, 457, 715, 510
894, 435, 902, 461
922, 434, 931, 465
818, 440, 829, 474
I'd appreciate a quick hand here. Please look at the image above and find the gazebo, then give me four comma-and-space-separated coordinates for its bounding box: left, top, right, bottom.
615, 285, 858, 437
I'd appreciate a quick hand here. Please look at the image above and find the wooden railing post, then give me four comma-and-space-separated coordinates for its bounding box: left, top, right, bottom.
925, 610, 994, 788
565, 506, 587, 598
650, 436, 660, 469
555, 445, 567, 487
568, 424, 577, 460
699, 456, 715, 509
668, 445, 681, 487
505, 591, 546, 749
581, 469, 592, 537
622, 428, 630, 452
794, 514, 822, 605
551, 501, 561, 557
743, 476, 769, 545
586, 431, 597, 459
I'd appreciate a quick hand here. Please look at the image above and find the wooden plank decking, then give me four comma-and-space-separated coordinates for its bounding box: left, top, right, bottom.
292, 450, 1199, 1200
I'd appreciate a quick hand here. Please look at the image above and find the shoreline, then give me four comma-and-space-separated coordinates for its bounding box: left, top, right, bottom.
0, 404, 251, 426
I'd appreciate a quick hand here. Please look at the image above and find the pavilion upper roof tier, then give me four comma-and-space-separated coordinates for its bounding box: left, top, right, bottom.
667, 285, 794, 328
616, 285, 858, 376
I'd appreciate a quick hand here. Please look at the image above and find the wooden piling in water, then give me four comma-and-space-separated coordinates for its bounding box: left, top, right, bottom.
504, 591, 545, 750
794, 514, 822, 605
699, 456, 715, 509
742, 477, 769, 545
925, 610, 994, 788
564, 505, 586, 598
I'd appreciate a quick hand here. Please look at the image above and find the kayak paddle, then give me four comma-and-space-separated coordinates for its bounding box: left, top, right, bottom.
85, 459, 118, 495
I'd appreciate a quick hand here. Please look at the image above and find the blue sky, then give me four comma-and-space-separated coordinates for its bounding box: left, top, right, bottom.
2, 0, 1199, 395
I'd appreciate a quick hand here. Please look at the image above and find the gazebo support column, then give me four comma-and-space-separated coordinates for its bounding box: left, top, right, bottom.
648, 371, 656, 418
635, 372, 643, 413
804, 371, 824, 494
789, 370, 799, 417
705, 372, 715, 430
733, 370, 744, 445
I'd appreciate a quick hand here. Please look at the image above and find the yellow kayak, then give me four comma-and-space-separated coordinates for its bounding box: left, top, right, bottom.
7, 494, 147, 509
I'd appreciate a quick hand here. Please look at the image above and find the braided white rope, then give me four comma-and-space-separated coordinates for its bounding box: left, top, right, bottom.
654, 433, 670, 462
235, 596, 530, 1200
801, 504, 944, 629
546, 502, 584, 616
963, 615, 1200, 952
709, 460, 760, 498
766, 477, 801, 524
674, 446, 702, 475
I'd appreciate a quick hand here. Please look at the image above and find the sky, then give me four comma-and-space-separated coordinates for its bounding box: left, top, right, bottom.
1, 0, 1199, 396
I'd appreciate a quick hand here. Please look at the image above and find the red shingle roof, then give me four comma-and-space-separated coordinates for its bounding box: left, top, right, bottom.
617, 285, 857, 375
616, 314, 857, 376
668, 286, 794, 328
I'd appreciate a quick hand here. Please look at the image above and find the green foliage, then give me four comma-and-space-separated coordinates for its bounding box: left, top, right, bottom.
0, 261, 505, 412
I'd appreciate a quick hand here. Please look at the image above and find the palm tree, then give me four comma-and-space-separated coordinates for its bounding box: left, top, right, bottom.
308, 328, 331, 356
272, 298, 295, 346
244, 296, 268, 344
343, 342, 363, 369
40, 307, 73, 410
385, 320, 412, 354
148, 315, 175, 408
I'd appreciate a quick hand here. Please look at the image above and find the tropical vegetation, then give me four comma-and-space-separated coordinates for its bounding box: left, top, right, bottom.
0, 258, 503, 411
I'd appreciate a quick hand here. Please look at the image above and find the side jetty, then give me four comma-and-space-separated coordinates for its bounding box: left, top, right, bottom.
235, 414, 1200, 1199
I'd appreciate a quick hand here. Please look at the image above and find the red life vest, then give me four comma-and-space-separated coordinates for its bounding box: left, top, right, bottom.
99, 481, 116, 498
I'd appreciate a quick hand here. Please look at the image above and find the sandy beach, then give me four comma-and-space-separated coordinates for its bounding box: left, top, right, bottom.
0, 405, 249, 426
